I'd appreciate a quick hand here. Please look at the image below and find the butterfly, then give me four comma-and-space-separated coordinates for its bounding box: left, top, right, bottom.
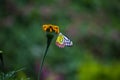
56, 33, 73, 48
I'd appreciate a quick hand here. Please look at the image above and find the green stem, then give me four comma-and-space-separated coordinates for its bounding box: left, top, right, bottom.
38, 34, 54, 80
0, 53, 4, 72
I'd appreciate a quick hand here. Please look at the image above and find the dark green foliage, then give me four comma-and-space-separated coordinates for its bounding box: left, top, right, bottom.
0, 0, 120, 80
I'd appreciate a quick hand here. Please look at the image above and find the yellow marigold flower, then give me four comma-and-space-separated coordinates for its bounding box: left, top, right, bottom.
43, 24, 59, 34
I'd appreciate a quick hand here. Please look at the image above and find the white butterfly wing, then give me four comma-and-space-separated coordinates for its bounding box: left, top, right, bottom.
63, 34, 73, 46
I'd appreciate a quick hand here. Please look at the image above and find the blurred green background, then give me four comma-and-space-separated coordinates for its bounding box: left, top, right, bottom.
0, 0, 120, 80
